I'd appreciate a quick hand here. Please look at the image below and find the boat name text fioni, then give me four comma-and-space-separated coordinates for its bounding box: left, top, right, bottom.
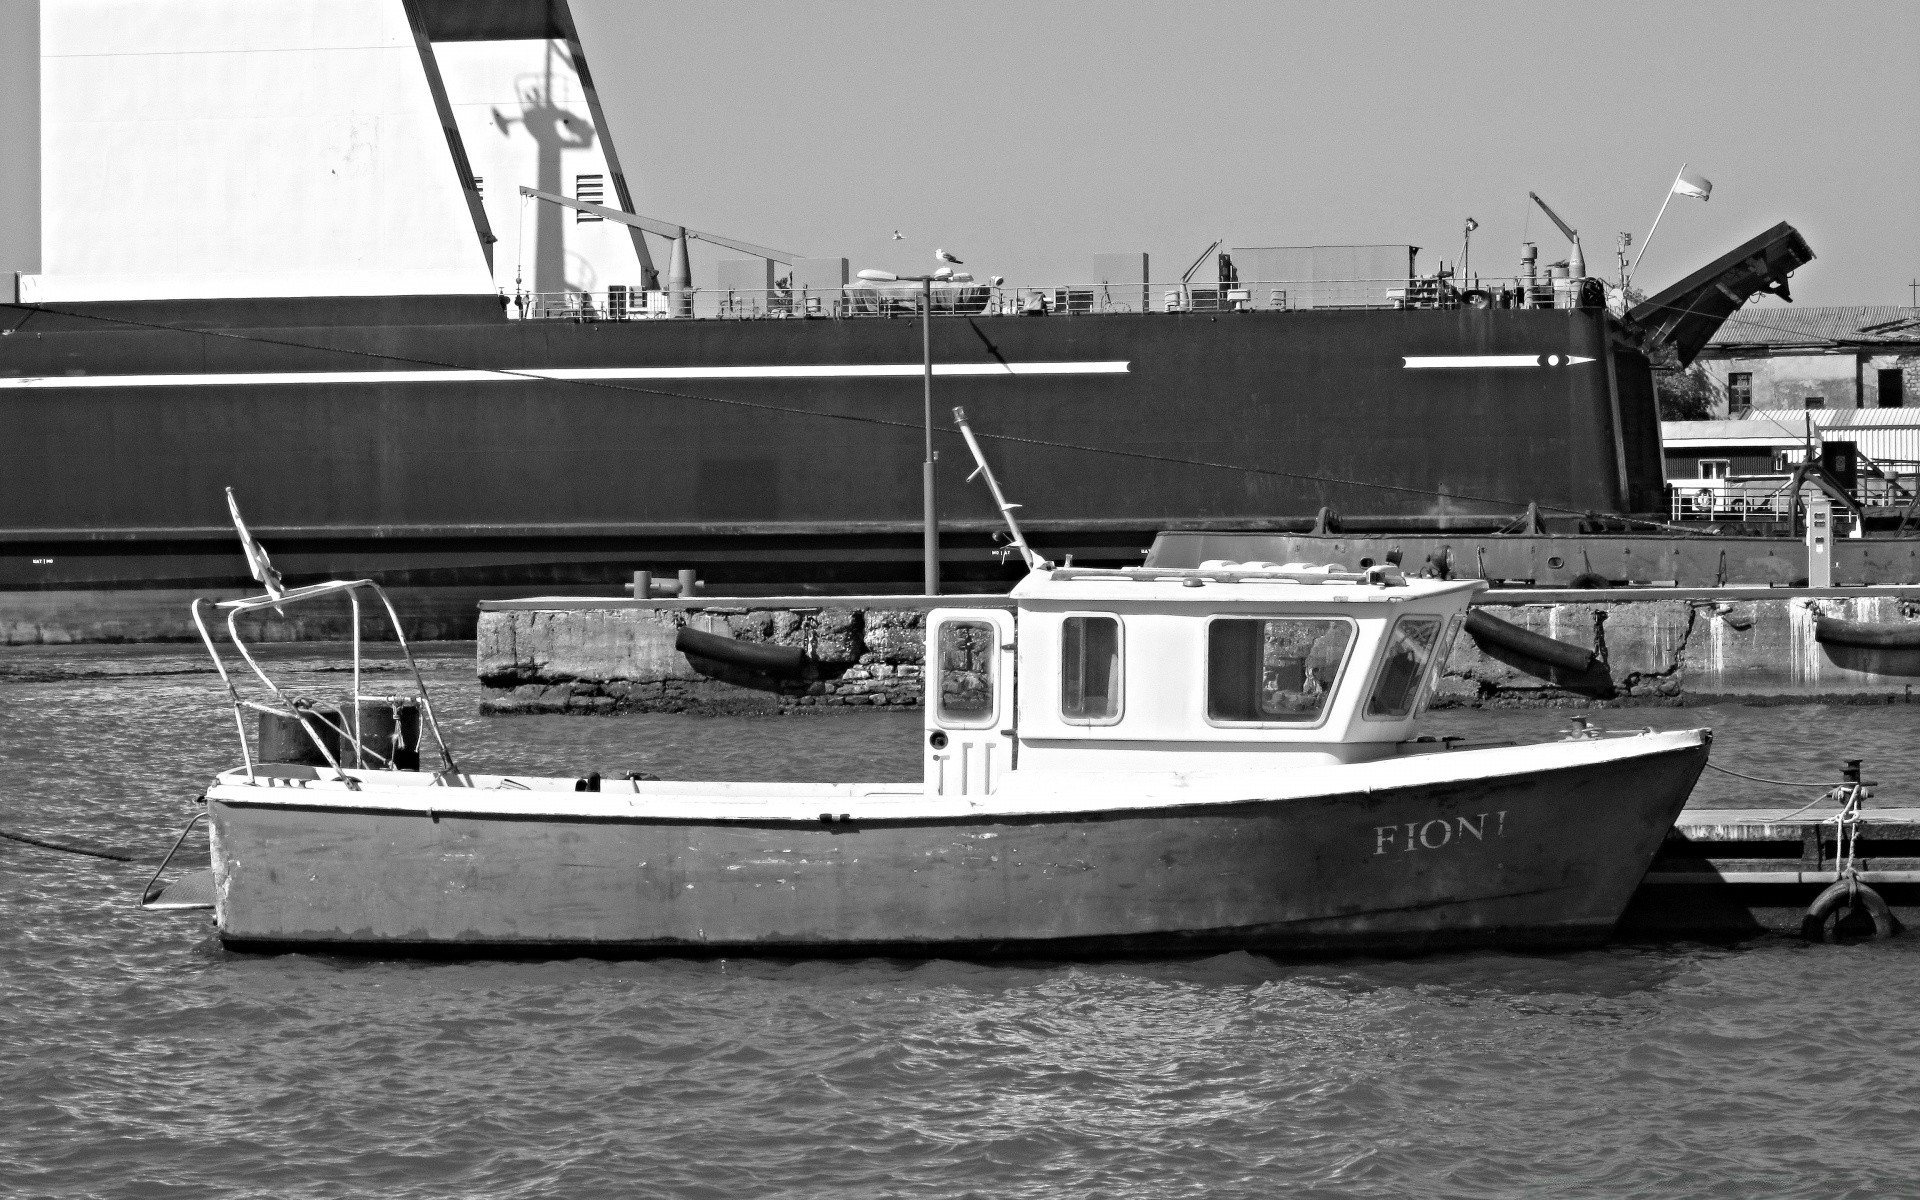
1374, 811, 1508, 855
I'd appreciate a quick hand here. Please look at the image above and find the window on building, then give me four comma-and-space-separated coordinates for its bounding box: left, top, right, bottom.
575, 174, 604, 221
1206, 618, 1352, 725
1060, 615, 1122, 723
1366, 615, 1444, 720
1698, 459, 1730, 479
1727, 372, 1753, 414
1880, 368, 1907, 409
1804, 396, 1825, 410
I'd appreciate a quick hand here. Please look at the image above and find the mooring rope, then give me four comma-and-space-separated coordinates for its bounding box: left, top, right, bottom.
1700, 761, 1869, 823
1703, 762, 1839, 788
0, 826, 141, 863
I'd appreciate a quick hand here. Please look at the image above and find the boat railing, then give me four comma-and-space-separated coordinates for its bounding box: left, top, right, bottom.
191, 579, 460, 784
1668, 464, 1920, 522
510, 275, 1590, 322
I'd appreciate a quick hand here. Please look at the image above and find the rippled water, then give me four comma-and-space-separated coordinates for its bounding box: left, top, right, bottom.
5, 643, 1920, 1197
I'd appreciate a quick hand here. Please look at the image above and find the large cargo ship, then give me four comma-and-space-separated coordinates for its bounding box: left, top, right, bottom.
0, 1, 1811, 637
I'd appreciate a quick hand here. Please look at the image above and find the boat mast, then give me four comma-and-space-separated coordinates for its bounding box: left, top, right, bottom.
952, 406, 1046, 571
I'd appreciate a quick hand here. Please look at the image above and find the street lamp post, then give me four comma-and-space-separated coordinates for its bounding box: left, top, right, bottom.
855, 266, 946, 596
921, 276, 937, 597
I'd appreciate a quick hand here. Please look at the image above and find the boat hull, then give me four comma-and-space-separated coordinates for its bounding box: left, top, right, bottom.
208, 739, 1709, 955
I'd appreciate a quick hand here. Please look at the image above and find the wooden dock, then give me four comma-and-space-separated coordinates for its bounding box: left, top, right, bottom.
1624, 807, 1920, 937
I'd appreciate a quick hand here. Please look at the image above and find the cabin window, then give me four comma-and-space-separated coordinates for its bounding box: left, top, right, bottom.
1060, 615, 1122, 723
936, 621, 997, 726
1698, 459, 1729, 480
1206, 618, 1353, 725
1366, 615, 1444, 720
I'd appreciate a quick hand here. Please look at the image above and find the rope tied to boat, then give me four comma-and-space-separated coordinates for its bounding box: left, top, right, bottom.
0, 826, 142, 862
1703, 762, 1842, 789
1703, 761, 1877, 824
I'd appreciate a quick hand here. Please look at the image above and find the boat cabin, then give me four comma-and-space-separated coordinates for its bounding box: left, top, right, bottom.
922, 562, 1484, 794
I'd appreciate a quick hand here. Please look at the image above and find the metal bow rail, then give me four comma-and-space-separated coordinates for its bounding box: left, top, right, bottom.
190, 579, 461, 784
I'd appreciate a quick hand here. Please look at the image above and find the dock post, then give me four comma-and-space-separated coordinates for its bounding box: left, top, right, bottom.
632, 570, 651, 600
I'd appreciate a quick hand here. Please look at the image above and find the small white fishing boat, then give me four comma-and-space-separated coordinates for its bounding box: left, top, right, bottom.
142, 500, 1711, 955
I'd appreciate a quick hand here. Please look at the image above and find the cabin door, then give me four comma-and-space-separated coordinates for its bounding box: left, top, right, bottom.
924, 609, 1017, 796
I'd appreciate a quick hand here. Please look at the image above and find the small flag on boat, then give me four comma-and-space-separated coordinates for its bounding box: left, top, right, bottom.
225, 487, 285, 600
1672, 168, 1712, 201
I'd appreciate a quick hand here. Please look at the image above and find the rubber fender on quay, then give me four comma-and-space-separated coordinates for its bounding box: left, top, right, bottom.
1813, 615, 1920, 650
1801, 876, 1901, 942
1463, 609, 1596, 674
674, 627, 811, 678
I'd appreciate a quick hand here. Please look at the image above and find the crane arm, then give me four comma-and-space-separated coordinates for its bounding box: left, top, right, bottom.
517, 186, 803, 265
1528, 192, 1580, 247
1180, 238, 1223, 286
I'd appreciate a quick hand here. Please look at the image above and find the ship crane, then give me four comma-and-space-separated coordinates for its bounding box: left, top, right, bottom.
1527, 191, 1586, 280
517, 185, 805, 310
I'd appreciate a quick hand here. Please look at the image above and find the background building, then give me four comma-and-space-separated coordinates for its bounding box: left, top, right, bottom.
1694, 305, 1918, 413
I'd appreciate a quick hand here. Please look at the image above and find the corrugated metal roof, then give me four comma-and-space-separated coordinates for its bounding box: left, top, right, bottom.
1664, 411, 1920, 462
1813, 408, 1920, 429
1705, 305, 1920, 348
1665, 418, 1802, 438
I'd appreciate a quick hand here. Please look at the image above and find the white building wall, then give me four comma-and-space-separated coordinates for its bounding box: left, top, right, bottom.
1700, 353, 1860, 414
27, 0, 493, 301
434, 38, 645, 299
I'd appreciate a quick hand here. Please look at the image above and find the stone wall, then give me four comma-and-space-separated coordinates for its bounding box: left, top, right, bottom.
1439, 591, 1920, 706
477, 604, 944, 715
476, 589, 1920, 715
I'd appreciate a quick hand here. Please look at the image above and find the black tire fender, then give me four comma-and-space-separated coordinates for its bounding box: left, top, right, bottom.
674, 627, 811, 678
1801, 877, 1901, 942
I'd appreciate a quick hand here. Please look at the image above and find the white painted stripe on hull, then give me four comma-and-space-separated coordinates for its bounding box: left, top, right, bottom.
1402, 354, 1596, 368
0, 361, 1131, 390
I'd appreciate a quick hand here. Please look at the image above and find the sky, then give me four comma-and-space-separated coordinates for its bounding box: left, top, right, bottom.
573, 0, 1920, 307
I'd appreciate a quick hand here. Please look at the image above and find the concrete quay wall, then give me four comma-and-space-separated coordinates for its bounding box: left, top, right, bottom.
475, 587, 1920, 715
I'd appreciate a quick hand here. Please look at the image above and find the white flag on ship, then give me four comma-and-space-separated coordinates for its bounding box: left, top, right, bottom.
1672, 168, 1712, 201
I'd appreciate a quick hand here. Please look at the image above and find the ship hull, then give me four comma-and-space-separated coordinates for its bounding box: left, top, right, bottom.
3, 300, 1661, 608
206, 738, 1708, 955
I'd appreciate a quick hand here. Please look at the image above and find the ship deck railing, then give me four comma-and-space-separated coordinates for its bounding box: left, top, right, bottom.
1668, 466, 1920, 523
510, 276, 1600, 323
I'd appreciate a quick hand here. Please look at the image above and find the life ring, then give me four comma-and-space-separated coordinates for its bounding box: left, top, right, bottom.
1800, 875, 1901, 942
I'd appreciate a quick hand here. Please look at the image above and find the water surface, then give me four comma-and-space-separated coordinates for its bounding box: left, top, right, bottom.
4, 642, 1919, 1197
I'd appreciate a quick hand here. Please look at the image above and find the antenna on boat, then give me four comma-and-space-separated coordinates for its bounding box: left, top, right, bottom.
224, 488, 285, 604
952, 407, 1048, 571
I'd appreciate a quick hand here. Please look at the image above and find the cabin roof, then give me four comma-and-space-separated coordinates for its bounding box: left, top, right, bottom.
1008, 565, 1485, 606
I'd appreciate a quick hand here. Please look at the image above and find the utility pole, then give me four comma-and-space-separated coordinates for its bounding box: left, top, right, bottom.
922, 277, 938, 596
